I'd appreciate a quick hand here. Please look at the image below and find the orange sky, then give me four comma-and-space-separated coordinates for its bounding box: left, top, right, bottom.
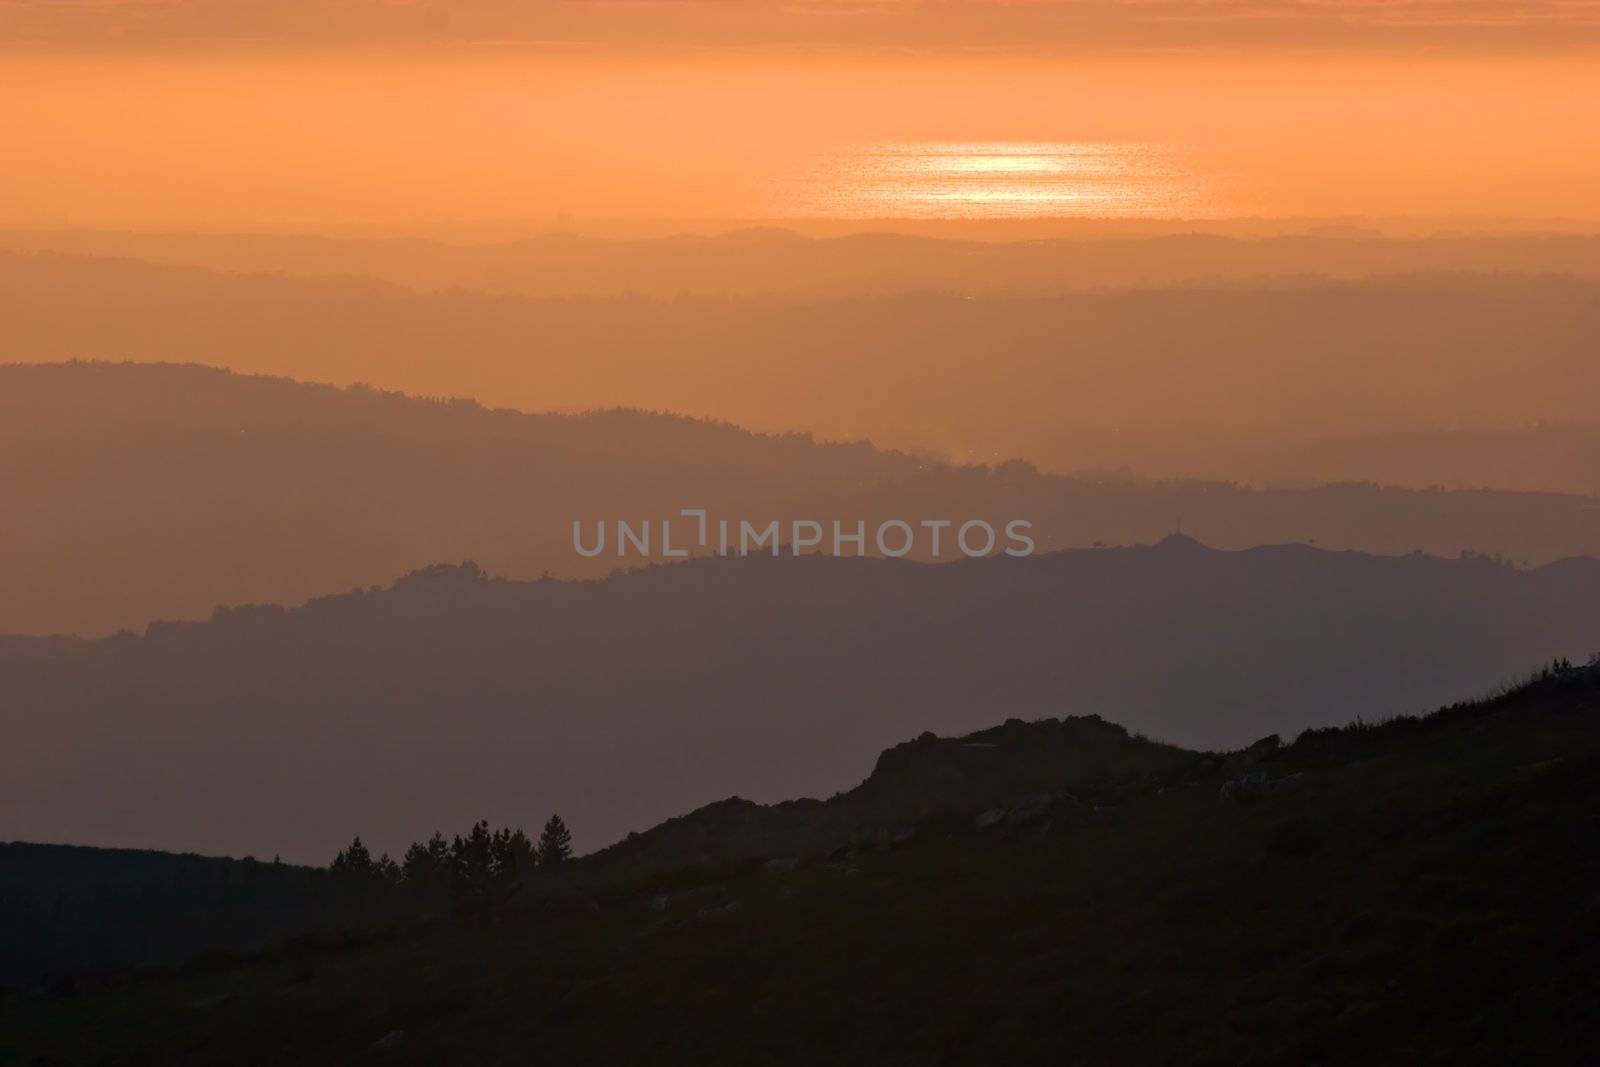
2, 3, 1598, 228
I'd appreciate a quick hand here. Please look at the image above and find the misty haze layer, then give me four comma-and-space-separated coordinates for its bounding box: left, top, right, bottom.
5, 244, 1600, 492
11, 229, 1600, 299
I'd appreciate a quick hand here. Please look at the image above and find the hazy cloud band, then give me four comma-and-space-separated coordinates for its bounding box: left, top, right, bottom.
6, 0, 1600, 51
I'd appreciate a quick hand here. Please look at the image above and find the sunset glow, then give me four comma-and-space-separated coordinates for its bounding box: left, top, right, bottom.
4, 7, 1600, 1056
2, 45, 1598, 229
788, 142, 1207, 219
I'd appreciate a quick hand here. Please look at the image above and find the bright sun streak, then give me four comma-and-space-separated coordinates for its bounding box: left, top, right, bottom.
781, 142, 1211, 219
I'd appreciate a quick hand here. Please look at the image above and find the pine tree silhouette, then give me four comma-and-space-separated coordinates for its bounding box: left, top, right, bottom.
331, 836, 402, 887
330, 835, 376, 879
447, 821, 525, 915
448, 821, 497, 916
537, 814, 573, 866
402, 832, 450, 896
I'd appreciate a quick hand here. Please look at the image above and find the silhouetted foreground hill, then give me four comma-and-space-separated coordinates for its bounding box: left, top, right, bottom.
5, 362, 1600, 635
4, 538, 1597, 863
6, 662, 1597, 1064
0, 845, 419, 987
0, 717, 1189, 986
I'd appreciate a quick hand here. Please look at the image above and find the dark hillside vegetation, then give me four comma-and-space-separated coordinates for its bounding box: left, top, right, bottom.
0, 846, 424, 989
4, 661, 1598, 1065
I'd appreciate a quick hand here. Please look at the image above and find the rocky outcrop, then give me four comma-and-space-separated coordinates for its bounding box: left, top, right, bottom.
581, 717, 1193, 878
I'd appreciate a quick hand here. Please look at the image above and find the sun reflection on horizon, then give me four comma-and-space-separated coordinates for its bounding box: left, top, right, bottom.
781, 141, 1213, 219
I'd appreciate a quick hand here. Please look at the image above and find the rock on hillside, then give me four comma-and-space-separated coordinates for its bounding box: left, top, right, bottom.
584, 716, 1193, 876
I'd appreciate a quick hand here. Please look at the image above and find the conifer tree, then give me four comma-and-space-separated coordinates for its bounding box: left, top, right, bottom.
537, 814, 573, 866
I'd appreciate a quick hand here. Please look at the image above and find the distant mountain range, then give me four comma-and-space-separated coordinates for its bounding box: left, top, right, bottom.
8, 228, 1600, 298
5, 247, 1600, 489
3, 363, 1599, 635
4, 537, 1596, 863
